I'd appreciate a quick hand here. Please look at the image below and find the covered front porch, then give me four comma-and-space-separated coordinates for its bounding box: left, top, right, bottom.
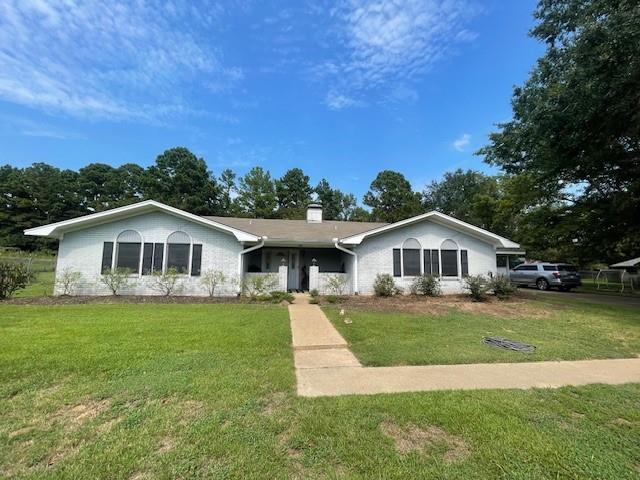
242, 246, 354, 294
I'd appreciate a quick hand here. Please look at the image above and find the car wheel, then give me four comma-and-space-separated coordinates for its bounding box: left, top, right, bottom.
536, 278, 549, 291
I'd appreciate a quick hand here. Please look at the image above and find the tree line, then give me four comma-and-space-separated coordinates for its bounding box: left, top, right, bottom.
1, 0, 638, 266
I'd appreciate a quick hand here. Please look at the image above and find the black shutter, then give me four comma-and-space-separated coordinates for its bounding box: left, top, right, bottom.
142, 243, 153, 275
191, 244, 202, 276
392, 249, 401, 277
461, 250, 469, 277
423, 249, 431, 275
152, 243, 164, 273
101, 242, 113, 273
431, 249, 440, 276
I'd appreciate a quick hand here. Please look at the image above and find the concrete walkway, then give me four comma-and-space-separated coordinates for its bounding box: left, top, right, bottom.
288, 295, 640, 397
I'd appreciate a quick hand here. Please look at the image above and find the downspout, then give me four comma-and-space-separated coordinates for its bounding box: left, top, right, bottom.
237, 237, 266, 293
333, 239, 358, 294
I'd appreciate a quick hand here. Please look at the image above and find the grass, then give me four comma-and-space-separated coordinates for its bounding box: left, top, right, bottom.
325, 299, 640, 366
575, 278, 639, 296
14, 271, 55, 298
1, 303, 639, 478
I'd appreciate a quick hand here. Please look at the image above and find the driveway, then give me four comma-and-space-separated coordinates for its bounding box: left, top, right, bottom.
523, 288, 640, 308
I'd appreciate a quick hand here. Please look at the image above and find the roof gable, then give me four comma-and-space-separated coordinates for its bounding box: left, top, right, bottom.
338, 211, 521, 249
24, 200, 259, 242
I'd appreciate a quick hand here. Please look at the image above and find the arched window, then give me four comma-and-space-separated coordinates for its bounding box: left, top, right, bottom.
166, 231, 191, 274
440, 239, 459, 277
115, 230, 142, 273
402, 238, 421, 276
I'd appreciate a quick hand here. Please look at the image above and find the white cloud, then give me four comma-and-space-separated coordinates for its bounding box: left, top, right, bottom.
453, 133, 471, 151
325, 90, 364, 110
320, 0, 478, 108
0, 0, 241, 122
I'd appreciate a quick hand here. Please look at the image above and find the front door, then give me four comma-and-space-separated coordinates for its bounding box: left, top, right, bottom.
288, 250, 300, 291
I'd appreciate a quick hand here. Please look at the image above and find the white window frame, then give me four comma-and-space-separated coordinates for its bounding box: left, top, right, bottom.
439, 239, 460, 279
165, 231, 194, 276
400, 238, 423, 278
112, 229, 144, 277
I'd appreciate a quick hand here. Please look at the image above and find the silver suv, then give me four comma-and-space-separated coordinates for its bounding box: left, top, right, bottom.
510, 263, 581, 291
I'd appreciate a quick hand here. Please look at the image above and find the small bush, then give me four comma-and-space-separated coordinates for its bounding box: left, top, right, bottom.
325, 274, 349, 295
309, 297, 319, 304
55, 268, 82, 295
325, 294, 338, 304
150, 268, 183, 296
269, 291, 295, 304
98, 268, 132, 295
309, 289, 319, 297
489, 274, 517, 299
411, 274, 441, 297
0, 262, 32, 299
242, 274, 279, 299
373, 273, 399, 297
463, 274, 490, 302
200, 270, 228, 297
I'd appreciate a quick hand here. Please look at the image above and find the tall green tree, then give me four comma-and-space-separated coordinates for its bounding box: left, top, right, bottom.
479, 0, 640, 263
236, 167, 277, 218
315, 179, 358, 220
276, 168, 313, 219
144, 147, 220, 215
363, 170, 422, 223
422, 169, 503, 231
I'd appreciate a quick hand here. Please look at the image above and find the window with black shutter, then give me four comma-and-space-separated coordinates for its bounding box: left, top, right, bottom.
430, 249, 440, 276
142, 243, 153, 275
101, 242, 113, 273
461, 250, 469, 277
441, 250, 458, 277
392, 249, 401, 277
191, 244, 202, 276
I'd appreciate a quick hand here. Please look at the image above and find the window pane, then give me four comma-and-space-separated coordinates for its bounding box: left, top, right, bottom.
403, 249, 420, 276
101, 242, 113, 273
496, 255, 507, 268
441, 250, 458, 276
191, 244, 202, 277
116, 243, 141, 272
392, 249, 401, 277
431, 249, 440, 276
543, 265, 557, 271
153, 243, 164, 272
167, 244, 190, 273
142, 243, 153, 275
423, 250, 431, 275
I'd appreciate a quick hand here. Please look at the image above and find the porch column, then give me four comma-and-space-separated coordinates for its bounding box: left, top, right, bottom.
309, 265, 319, 292
278, 264, 288, 291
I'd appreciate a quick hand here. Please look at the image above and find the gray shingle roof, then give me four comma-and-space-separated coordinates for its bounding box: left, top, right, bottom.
204, 216, 387, 244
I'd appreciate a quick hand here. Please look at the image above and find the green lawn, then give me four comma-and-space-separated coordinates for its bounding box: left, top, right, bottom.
14, 271, 55, 298
325, 300, 640, 366
1, 303, 639, 479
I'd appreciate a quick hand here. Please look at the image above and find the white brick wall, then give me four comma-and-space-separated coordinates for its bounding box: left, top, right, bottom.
55, 211, 242, 296
354, 220, 498, 295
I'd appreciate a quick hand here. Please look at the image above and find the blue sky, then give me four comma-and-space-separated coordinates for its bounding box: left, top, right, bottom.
0, 0, 542, 200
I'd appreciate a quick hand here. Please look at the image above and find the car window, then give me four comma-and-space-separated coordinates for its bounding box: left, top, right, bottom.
543, 265, 557, 271
558, 265, 578, 272
515, 265, 537, 271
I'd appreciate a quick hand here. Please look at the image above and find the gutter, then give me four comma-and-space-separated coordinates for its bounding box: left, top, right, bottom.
333, 239, 358, 294
237, 237, 266, 293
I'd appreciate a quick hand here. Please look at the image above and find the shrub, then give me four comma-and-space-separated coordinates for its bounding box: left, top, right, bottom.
411, 274, 441, 297
242, 274, 279, 299
373, 273, 398, 297
325, 294, 338, 304
463, 274, 490, 302
200, 270, 228, 297
98, 268, 132, 295
325, 274, 349, 296
309, 288, 319, 297
150, 268, 183, 296
489, 274, 517, 299
269, 291, 295, 304
309, 297, 319, 304
55, 268, 82, 295
0, 262, 32, 299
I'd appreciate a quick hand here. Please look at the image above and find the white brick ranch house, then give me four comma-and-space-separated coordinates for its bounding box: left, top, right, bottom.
25, 200, 524, 296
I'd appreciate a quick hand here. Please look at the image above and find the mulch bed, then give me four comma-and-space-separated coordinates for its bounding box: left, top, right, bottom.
2, 295, 251, 306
